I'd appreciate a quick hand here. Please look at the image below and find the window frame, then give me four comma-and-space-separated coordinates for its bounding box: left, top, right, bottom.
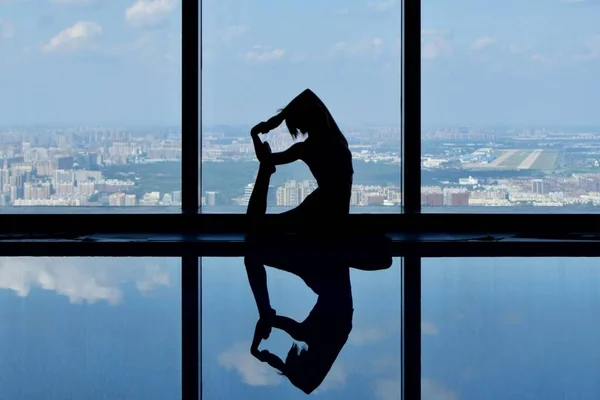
4, 1, 600, 400
0, 0, 597, 234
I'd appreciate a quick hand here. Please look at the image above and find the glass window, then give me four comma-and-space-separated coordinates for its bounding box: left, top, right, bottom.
201, 257, 401, 398
0, 1, 181, 212
201, 0, 402, 213
422, 257, 600, 398
0, 257, 181, 398
422, 0, 600, 213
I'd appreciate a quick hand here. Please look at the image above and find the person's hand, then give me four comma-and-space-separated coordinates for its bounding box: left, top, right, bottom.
251, 121, 269, 137
257, 309, 275, 340
251, 349, 270, 363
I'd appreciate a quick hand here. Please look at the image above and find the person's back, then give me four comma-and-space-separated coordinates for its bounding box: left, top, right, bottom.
302, 136, 353, 188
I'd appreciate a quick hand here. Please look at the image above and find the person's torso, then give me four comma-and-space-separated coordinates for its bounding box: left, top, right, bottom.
301, 137, 354, 189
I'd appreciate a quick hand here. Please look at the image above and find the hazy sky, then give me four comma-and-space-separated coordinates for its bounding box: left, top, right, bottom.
1, 0, 599, 126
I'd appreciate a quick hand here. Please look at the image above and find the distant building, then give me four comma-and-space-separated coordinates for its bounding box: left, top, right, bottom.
532, 179, 547, 194
57, 156, 74, 170
206, 191, 217, 206
443, 188, 469, 206
459, 176, 478, 185
109, 193, 126, 206
421, 186, 444, 206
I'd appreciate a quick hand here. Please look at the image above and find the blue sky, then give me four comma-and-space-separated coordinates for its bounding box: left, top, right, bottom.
1, 0, 599, 126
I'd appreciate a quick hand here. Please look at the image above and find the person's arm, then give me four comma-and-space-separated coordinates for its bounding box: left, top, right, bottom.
272, 315, 305, 342
267, 142, 305, 166
263, 351, 286, 373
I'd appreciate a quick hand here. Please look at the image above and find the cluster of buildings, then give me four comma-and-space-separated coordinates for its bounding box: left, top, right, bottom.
0, 127, 181, 207
422, 173, 600, 207
202, 128, 401, 165
206, 180, 402, 207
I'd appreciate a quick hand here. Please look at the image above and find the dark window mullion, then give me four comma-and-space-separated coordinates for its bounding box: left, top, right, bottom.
182, 256, 200, 400
402, 0, 421, 215
182, 0, 200, 214
402, 256, 421, 400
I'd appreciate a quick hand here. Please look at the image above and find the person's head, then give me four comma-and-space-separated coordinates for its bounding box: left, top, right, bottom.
279, 89, 341, 141
277, 342, 325, 394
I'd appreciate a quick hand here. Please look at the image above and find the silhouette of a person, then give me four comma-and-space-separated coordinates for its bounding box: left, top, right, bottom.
245, 251, 354, 394
243, 89, 391, 393
248, 89, 354, 231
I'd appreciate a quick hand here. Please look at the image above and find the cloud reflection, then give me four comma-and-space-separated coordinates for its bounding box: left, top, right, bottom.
218, 342, 282, 386
421, 320, 439, 335
421, 378, 458, 400
0, 257, 173, 305
375, 379, 401, 400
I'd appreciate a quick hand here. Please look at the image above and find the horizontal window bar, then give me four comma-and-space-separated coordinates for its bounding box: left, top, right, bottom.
2, 213, 600, 234
2, 234, 600, 257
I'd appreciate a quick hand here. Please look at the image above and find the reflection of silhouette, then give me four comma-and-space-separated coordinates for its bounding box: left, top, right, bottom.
248, 88, 354, 231
246, 252, 356, 394
245, 245, 392, 394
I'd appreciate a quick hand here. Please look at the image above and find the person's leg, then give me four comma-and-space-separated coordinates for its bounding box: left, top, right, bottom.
247, 142, 276, 229
245, 145, 277, 318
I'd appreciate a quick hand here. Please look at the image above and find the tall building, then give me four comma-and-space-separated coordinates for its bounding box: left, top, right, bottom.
77, 181, 96, 197
532, 179, 547, 194
443, 188, 469, 206
57, 156, 74, 170
54, 170, 75, 186
172, 191, 182, 203
206, 191, 217, 206
421, 186, 444, 206
109, 193, 126, 206
125, 194, 136, 206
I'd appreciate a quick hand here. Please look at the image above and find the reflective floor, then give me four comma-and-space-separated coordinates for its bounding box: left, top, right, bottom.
201, 257, 402, 400
0, 258, 182, 400
3, 257, 600, 399
422, 258, 600, 400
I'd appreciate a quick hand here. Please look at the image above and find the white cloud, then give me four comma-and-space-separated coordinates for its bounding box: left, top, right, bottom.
218, 342, 282, 386
422, 36, 453, 60
42, 21, 102, 53
0, 257, 172, 304
331, 38, 384, 57
50, 0, 92, 4
421, 320, 439, 335
472, 36, 498, 51
0, 19, 15, 39
368, 0, 397, 11
422, 379, 458, 400
245, 46, 285, 63
421, 29, 453, 60
125, 0, 177, 28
